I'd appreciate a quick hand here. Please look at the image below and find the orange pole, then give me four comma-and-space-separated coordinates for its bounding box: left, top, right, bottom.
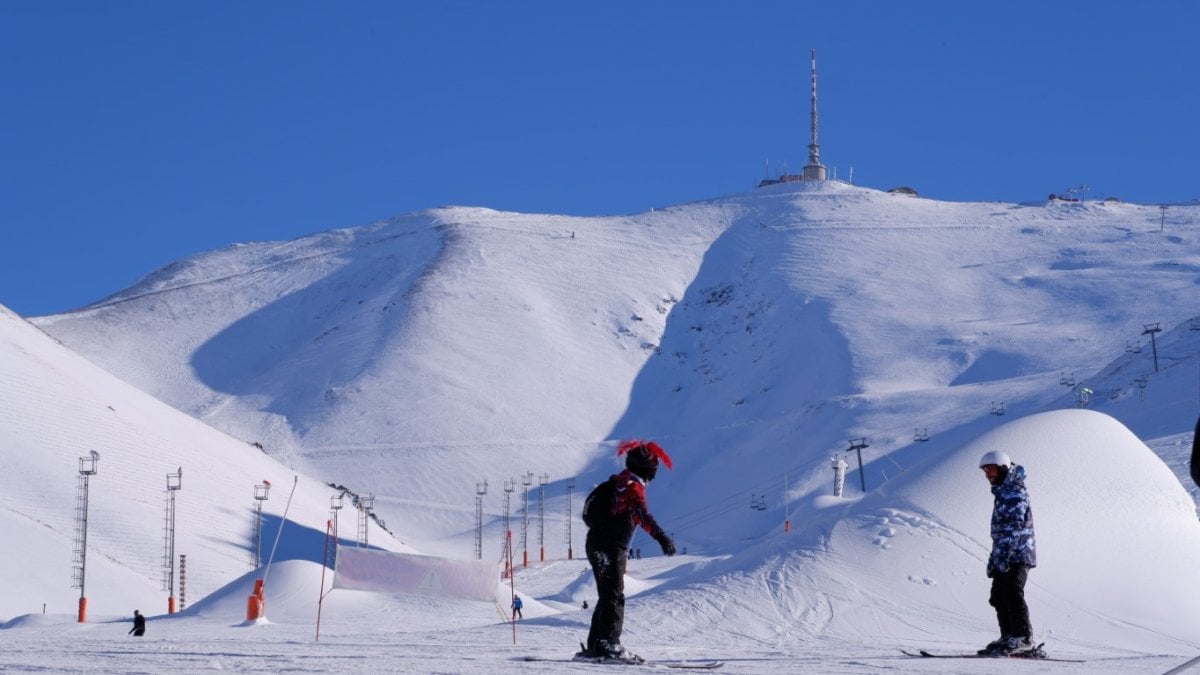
77, 597, 87, 623
168, 596, 176, 614
784, 519, 791, 533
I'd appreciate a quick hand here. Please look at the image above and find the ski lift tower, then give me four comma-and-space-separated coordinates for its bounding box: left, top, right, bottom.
501, 479, 515, 578
848, 438, 869, 492
328, 492, 344, 569
356, 494, 374, 548
1143, 323, 1163, 372
474, 480, 488, 560
832, 455, 849, 497
521, 472, 533, 567
329, 492, 344, 542
72, 450, 100, 622
162, 467, 182, 614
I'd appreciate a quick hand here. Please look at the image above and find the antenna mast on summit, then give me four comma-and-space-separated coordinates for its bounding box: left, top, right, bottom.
802, 48, 827, 181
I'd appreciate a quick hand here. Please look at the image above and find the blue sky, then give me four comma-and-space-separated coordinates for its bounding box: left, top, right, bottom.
2, 0, 1198, 317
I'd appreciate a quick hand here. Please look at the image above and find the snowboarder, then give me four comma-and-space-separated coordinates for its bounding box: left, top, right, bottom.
128, 609, 146, 637
577, 439, 676, 664
511, 595, 523, 621
977, 450, 1037, 656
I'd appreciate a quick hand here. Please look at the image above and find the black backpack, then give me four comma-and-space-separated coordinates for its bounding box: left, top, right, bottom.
581, 476, 617, 528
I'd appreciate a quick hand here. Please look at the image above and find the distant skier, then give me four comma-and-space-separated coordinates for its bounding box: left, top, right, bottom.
511, 595, 523, 621
1190, 416, 1200, 486
128, 609, 146, 637
977, 451, 1037, 656
577, 440, 676, 664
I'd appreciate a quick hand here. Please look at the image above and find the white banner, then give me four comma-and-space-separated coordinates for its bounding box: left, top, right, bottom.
332, 548, 499, 602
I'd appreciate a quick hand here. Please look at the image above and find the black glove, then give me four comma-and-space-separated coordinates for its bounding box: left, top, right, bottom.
653, 530, 676, 556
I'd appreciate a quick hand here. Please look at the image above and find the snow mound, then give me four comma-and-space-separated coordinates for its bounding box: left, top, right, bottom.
624, 410, 1200, 655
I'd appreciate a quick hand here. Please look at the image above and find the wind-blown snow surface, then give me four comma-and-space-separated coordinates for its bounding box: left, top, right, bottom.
5, 181, 1200, 672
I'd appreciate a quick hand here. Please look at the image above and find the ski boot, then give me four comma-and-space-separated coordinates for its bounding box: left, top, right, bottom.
575, 640, 644, 664
987, 635, 1036, 657
977, 635, 1011, 656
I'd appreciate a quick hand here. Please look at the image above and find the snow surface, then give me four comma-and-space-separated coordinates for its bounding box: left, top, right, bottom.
3, 181, 1200, 673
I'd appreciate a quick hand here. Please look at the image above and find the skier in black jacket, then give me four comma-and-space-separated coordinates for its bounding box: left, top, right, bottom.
577, 440, 676, 663
128, 609, 146, 636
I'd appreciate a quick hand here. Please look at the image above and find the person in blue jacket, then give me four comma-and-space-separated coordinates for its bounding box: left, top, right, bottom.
511, 595, 523, 621
977, 450, 1037, 656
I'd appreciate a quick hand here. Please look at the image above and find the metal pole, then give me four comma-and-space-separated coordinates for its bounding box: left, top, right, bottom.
74, 451, 99, 622
848, 439, 869, 493
521, 472, 533, 568
783, 470, 791, 533
252, 480, 271, 568
538, 474, 548, 562
475, 480, 488, 560
164, 467, 182, 614
316, 519, 332, 642
79, 473, 90, 601
1143, 323, 1162, 373
262, 476, 299, 588
566, 477, 575, 559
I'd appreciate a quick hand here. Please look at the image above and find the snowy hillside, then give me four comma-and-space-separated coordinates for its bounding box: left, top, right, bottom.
0, 304, 404, 620
32, 182, 1200, 551
4, 181, 1200, 671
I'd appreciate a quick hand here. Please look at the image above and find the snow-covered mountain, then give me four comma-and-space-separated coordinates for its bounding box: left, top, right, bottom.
31, 182, 1200, 547
3, 181, 1199, 671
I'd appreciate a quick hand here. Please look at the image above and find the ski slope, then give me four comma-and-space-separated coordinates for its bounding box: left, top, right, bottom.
3, 181, 1199, 672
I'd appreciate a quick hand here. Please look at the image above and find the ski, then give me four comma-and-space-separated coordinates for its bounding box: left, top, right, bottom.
522, 656, 723, 669
902, 645, 1084, 663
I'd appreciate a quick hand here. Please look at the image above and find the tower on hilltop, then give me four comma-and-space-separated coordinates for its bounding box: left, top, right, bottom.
758, 48, 828, 187
801, 48, 827, 182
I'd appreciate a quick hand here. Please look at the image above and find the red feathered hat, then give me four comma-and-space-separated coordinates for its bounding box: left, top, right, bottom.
617, 439, 673, 470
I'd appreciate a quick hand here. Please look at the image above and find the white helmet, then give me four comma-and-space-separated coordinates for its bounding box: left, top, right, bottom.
979, 450, 1011, 468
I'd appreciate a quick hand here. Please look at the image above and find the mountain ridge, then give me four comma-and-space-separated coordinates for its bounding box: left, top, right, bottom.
28, 182, 1200, 552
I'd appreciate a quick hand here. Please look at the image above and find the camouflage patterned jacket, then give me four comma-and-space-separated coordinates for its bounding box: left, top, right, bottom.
988, 464, 1037, 576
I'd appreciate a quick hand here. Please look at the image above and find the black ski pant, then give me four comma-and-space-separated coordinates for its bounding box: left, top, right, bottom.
585, 541, 628, 653
989, 564, 1032, 638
